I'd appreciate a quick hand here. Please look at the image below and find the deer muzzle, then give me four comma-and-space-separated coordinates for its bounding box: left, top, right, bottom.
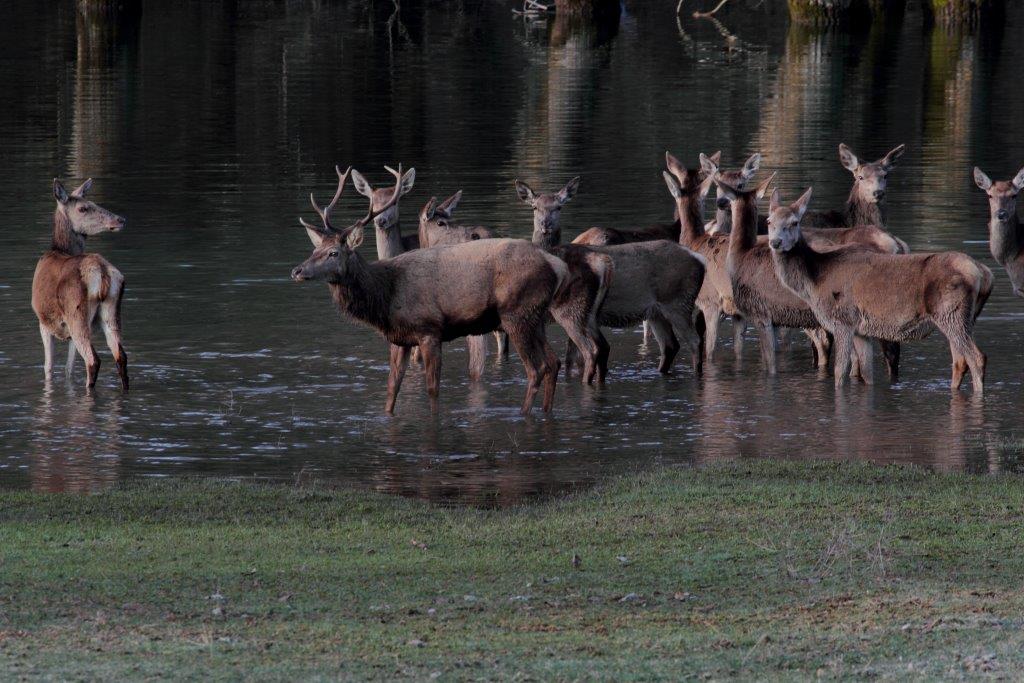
291, 266, 306, 282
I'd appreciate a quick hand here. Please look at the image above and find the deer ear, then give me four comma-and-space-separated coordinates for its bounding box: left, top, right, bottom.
973, 167, 993, 191
515, 180, 536, 205
711, 175, 734, 201
346, 225, 365, 250
350, 169, 373, 199
399, 168, 416, 197
698, 153, 719, 178
838, 144, 859, 172
665, 151, 686, 180
881, 144, 906, 170
769, 188, 782, 213
71, 178, 93, 198
708, 151, 722, 166
792, 186, 813, 219
420, 197, 437, 222
437, 190, 462, 218
1012, 167, 1024, 191
755, 172, 776, 201
557, 176, 580, 205
300, 219, 325, 247
662, 171, 681, 199
53, 179, 70, 204
699, 173, 714, 199
741, 153, 761, 181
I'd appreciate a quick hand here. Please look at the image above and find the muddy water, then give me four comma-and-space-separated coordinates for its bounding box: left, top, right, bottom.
2, 1, 1024, 505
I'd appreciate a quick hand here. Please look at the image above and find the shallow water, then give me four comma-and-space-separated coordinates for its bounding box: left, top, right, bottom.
2, 1, 1024, 505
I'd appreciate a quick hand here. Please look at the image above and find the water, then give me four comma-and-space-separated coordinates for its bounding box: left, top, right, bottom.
2, 0, 1024, 505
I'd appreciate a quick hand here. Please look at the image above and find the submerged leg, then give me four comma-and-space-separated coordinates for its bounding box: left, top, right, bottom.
385, 344, 411, 415
39, 323, 54, 377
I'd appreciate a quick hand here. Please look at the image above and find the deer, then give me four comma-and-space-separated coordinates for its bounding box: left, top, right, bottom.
350, 165, 418, 259
515, 177, 706, 378
32, 179, 129, 390
800, 143, 910, 250
766, 186, 993, 394
973, 165, 1024, 297
699, 154, 904, 379
292, 165, 567, 415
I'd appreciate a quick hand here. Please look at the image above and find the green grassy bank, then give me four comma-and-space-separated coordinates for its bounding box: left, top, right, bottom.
1, 461, 1022, 680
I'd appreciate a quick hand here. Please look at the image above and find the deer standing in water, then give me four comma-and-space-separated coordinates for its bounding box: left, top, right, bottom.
767, 187, 992, 393
973, 165, 1024, 297
418, 191, 509, 366
32, 179, 129, 390
351, 165, 418, 258
516, 177, 706, 378
292, 165, 567, 415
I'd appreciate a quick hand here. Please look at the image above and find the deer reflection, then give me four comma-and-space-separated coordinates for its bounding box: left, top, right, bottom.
30, 380, 123, 492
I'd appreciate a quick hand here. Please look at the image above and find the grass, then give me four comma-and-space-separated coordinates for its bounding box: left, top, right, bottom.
1, 460, 1023, 680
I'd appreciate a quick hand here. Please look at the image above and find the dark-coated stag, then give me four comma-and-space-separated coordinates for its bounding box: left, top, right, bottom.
292, 166, 567, 415
32, 179, 129, 390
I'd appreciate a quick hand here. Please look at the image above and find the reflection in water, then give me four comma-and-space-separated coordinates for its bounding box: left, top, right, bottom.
2, 2, 1024, 505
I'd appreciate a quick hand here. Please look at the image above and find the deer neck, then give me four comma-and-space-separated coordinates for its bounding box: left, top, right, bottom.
677, 195, 705, 243
845, 187, 885, 227
327, 256, 393, 331
51, 209, 85, 256
728, 198, 759, 254
374, 218, 406, 260
771, 237, 817, 301
988, 216, 1023, 267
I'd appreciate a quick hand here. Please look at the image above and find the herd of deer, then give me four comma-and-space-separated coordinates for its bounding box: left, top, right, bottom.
34, 144, 1024, 415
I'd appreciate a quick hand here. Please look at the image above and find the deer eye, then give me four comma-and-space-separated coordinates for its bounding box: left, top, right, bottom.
437, 220, 447, 227
78, 205, 89, 213
328, 250, 339, 258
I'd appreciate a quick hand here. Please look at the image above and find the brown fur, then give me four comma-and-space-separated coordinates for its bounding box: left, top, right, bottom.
974, 166, 1024, 297
768, 188, 992, 393
32, 179, 128, 390
294, 168, 565, 415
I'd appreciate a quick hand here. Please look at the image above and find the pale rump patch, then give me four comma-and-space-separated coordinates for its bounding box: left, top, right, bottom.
80, 260, 106, 300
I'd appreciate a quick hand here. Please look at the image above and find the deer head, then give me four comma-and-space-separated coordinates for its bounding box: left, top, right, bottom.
515, 176, 580, 248
701, 153, 766, 208
419, 190, 463, 229
974, 166, 1024, 229
53, 178, 125, 234
767, 187, 814, 253
291, 165, 405, 283
663, 151, 716, 200
350, 165, 416, 231
839, 143, 905, 206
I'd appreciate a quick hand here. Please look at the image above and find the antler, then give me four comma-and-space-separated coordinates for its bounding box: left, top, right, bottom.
303, 165, 352, 234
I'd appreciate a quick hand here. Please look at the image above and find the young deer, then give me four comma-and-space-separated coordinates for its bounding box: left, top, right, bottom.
350, 165, 418, 259
292, 166, 566, 415
705, 152, 761, 236
973, 165, 1024, 297
767, 187, 993, 393
418, 191, 508, 362
516, 178, 706, 377
32, 179, 129, 390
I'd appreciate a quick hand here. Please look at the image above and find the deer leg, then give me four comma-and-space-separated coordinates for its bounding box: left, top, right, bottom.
66, 342, 77, 376
699, 302, 721, 362
951, 338, 986, 395
418, 337, 442, 412
506, 325, 543, 415
71, 334, 100, 389
466, 335, 486, 382
385, 344, 411, 415
99, 297, 129, 391
664, 305, 703, 376
949, 346, 968, 391
551, 305, 597, 385
852, 336, 874, 385
541, 338, 560, 413
595, 329, 610, 384
641, 320, 651, 347
39, 323, 54, 377
647, 314, 679, 374
494, 331, 509, 358
880, 341, 900, 382
754, 321, 777, 374
832, 329, 853, 388
732, 315, 747, 357
410, 346, 422, 367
